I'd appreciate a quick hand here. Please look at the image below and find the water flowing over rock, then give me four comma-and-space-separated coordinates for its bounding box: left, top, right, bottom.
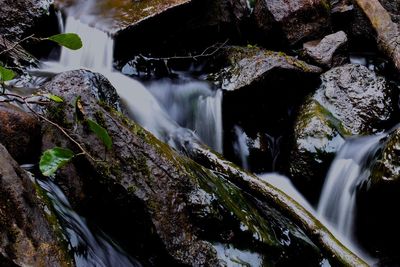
0, 144, 72, 267
253, 0, 331, 45
41, 69, 327, 266
0, 103, 41, 164
208, 46, 322, 173
290, 64, 395, 202
355, 127, 400, 262
303, 31, 348, 68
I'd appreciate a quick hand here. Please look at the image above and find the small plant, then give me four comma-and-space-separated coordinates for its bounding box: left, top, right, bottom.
1, 32, 112, 177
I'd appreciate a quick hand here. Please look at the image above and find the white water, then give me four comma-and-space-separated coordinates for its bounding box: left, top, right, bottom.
260, 172, 374, 264
233, 125, 250, 169
43, 16, 223, 152
38, 178, 140, 267
317, 135, 383, 237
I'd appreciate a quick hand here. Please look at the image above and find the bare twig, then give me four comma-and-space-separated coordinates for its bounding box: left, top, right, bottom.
139, 39, 229, 61
0, 34, 35, 56
0, 92, 96, 162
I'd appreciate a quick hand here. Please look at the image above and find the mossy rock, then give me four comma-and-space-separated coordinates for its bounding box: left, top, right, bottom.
41, 69, 326, 266
290, 64, 395, 203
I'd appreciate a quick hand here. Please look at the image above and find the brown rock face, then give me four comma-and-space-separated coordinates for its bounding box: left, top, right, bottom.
254, 0, 331, 45
0, 144, 72, 267
0, 103, 41, 164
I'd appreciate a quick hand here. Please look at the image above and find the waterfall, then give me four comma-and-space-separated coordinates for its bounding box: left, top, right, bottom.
233, 125, 250, 169
317, 135, 383, 237
147, 79, 223, 152
37, 177, 140, 267
42, 15, 223, 152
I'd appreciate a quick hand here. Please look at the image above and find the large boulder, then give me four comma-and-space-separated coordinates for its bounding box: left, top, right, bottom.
0, 0, 53, 39
253, 0, 331, 45
0, 103, 41, 164
208, 46, 322, 173
290, 64, 395, 202
40, 69, 325, 266
55, 0, 251, 61
0, 144, 72, 266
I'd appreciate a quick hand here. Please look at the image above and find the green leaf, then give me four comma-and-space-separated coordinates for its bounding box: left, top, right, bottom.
46, 94, 64, 103
87, 119, 112, 150
47, 33, 83, 50
0, 65, 16, 82
39, 147, 75, 176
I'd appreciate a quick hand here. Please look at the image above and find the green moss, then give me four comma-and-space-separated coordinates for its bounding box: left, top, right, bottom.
33, 181, 74, 264
321, 0, 331, 12
47, 103, 73, 128
183, 159, 280, 247
94, 110, 107, 128
299, 99, 351, 138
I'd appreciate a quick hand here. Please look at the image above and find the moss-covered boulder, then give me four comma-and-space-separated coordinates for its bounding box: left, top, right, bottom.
207, 45, 322, 173
40, 69, 326, 266
253, 0, 331, 45
0, 144, 72, 266
290, 64, 395, 202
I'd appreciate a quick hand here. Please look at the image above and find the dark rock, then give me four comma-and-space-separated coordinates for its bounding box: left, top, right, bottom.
0, 103, 41, 164
379, 0, 400, 23
209, 46, 322, 92
0, 0, 53, 39
303, 31, 348, 68
290, 64, 394, 202
41, 69, 324, 266
254, 0, 331, 45
356, 127, 400, 260
0, 35, 38, 69
207, 46, 322, 173
0, 144, 72, 266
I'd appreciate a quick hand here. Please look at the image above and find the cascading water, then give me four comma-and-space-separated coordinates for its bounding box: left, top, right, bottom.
43, 15, 223, 152
37, 177, 140, 267
146, 79, 223, 152
19, 165, 140, 267
317, 135, 383, 237
233, 125, 250, 169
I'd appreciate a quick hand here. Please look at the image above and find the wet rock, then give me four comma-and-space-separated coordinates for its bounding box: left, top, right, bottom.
0, 35, 38, 69
55, 0, 250, 62
0, 144, 72, 266
290, 64, 394, 202
41, 69, 325, 266
303, 31, 348, 68
253, 0, 331, 45
356, 127, 400, 261
208, 46, 322, 173
0, 0, 53, 39
354, 0, 400, 73
0, 103, 41, 164
210, 46, 322, 92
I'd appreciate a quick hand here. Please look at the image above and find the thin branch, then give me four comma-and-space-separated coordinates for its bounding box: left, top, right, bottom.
0, 34, 35, 56
139, 39, 229, 61
0, 92, 96, 162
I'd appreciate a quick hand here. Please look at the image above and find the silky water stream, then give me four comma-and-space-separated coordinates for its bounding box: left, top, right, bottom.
23, 7, 380, 266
